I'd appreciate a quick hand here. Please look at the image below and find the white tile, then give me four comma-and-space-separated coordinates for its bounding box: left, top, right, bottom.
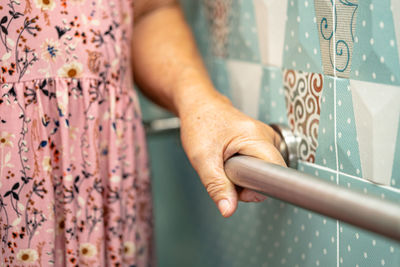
253, 0, 288, 67
350, 80, 400, 185
226, 60, 263, 118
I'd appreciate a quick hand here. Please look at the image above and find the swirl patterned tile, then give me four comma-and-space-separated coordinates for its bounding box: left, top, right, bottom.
258, 66, 288, 125
253, 0, 288, 68
350, 0, 400, 85
314, 0, 359, 78
227, 0, 261, 63
282, 0, 323, 74
203, 0, 233, 58
283, 69, 324, 163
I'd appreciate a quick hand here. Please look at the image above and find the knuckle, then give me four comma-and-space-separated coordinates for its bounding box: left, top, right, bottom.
205, 180, 227, 200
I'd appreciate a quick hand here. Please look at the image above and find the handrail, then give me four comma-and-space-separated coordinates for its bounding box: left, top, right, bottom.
145, 118, 400, 241
144, 117, 180, 134
225, 155, 400, 242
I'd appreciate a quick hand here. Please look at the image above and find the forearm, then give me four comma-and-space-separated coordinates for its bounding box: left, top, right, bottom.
131, 4, 229, 116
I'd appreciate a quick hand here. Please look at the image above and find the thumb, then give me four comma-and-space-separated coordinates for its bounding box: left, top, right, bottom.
194, 154, 238, 217
236, 139, 287, 167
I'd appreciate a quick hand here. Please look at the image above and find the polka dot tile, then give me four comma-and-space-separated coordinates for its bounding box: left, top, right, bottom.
315, 75, 337, 170
351, 0, 400, 85
183, 0, 212, 58
257, 66, 288, 125
227, 0, 261, 63
282, 0, 323, 73
335, 78, 363, 177
338, 175, 400, 267
208, 58, 232, 99
391, 119, 400, 190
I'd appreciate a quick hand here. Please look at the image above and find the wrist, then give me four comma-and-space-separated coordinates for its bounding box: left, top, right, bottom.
172, 71, 232, 117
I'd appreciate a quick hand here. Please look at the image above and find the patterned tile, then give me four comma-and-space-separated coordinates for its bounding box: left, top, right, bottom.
203, 0, 233, 57
258, 66, 288, 125
350, 79, 400, 185
351, 0, 400, 85
392, 0, 400, 70
314, 0, 359, 78
315, 76, 337, 170
283, 69, 324, 163
336, 78, 362, 177
282, 0, 323, 73
208, 58, 232, 99
338, 174, 400, 267
227, 0, 261, 62
391, 117, 400, 190
253, 0, 288, 67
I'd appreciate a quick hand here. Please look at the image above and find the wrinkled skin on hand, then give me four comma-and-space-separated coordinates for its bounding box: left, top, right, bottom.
180, 96, 286, 217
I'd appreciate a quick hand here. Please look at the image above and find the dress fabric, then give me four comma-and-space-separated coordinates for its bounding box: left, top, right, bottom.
0, 0, 153, 266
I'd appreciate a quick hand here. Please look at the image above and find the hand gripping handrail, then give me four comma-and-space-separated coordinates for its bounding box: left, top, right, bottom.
145, 118, 400, 241
225, 125, 400, 242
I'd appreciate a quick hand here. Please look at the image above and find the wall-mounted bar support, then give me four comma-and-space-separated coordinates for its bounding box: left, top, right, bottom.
144, 118, 400, 241
144, 117, 180, 134
225, 123, 400, 242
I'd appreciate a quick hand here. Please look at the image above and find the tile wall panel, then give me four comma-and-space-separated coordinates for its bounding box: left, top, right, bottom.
145, 1, 400, 266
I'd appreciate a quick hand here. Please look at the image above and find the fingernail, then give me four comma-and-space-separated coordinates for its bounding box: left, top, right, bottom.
255, 195, 267, 202
218, 199, 231, 216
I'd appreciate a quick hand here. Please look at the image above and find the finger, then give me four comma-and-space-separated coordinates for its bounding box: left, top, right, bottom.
237, 140, 287, 167
193, 154, 239, 217
239, 188, 267, 202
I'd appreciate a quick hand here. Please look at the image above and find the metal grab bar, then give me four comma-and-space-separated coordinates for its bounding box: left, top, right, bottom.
145, 118, 400, 241
225, 156, 400, 242
144, 117, 180, 134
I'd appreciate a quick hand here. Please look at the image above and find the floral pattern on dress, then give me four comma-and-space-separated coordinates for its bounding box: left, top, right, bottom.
0, 0, 154, 266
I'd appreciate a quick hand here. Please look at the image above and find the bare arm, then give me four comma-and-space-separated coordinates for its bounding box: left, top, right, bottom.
133, 1, 221, 115
132, 1, 285, 217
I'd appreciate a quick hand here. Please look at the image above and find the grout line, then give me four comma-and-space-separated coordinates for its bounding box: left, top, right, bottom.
299, 161, 400, 194
331, 2, 340, 265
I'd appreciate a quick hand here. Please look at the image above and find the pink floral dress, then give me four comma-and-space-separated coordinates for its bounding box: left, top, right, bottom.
0, 0, 153, 266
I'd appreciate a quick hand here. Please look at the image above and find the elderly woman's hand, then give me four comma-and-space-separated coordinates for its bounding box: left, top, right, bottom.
179, 95, 286, 217
132, 3, 286, 217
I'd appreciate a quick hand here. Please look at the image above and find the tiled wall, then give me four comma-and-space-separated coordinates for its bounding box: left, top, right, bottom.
176, 0, 400, 266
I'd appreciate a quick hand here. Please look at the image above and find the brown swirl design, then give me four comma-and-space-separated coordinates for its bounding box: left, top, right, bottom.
284, 69, 324, 163
204, 0, 233, 57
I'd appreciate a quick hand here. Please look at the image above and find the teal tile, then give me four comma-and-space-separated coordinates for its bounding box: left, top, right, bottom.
282, 0, 323, 73
351, 0, 400, 85
338, 174, 400, 267
208, 58, 232, 99
315, 76, 337, 170
198, 161, 339, 267
391, 119, 400, 190
339, 174, 400, 214
299, 160, 336, 183
336, 78, 363, 177
258, 67, 288, 125
207, 199, 338, 267
227, 0, 261, 63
